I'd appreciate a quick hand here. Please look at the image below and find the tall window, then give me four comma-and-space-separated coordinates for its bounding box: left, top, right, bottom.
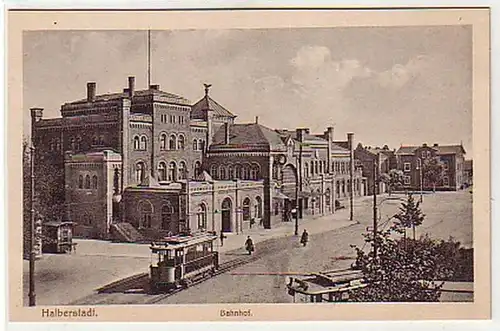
70, 137, 76, 150
92, 175, 98, 189
136, 162, 145, 183
210, 165, 217, 178
242, 198, 251, 221
310, 162, 314, 176
133, 136, 140, 150
138, 200, 153, 228
169, 134, 176, 150
78, 175, 83, 189
242, 165, 250, 180
92, 136, 99, 146
55, 138, 61, 151
161, 203, 173, 231
304, 163, 309, 178
197, 204, 207, 230
250, 164, 260, 179
319, 160, 323, 173
443, 176, 449, 186
113, 168, 120, 194
194, 161, 201, 177
255, 196, 262, 218
404, 162, 411, 172
315, 161, 319, 175
178, 161, 186, 180
160, 134, 167, 150
192, 139, 198, 151
140, 136, 147, 150
168, 162, 177, 181
99, 135, 105, 146
84, 175, 91, 189
404, 176, 411, 185
199, 140, 205, 151
219, 165, 226, 180
325, 188, 331, 207
177, 135, 185, 150
158, 162, 167, 181
228, 165, 234, 179
75, 136, 82, 150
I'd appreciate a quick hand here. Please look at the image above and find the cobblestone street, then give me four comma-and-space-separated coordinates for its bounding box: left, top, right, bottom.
23, 191, 472, 306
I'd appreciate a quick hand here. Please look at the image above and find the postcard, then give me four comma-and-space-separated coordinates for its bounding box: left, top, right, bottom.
7, 7, 490, 323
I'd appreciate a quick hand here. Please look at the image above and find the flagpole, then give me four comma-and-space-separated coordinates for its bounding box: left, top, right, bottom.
147, 29, 151, 87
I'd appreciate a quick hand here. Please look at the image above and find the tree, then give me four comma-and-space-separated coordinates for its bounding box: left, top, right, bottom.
349, 231, 454, 302
422, 156, 445, 192
380, 169, 404, 196
392, 194, 425, 240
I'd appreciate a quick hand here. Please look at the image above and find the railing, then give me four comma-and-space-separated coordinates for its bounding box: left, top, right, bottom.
184, 253, 217, 275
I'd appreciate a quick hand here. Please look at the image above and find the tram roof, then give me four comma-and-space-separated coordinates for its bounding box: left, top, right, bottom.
287, 269, 365, 295
150, 232, 218, 251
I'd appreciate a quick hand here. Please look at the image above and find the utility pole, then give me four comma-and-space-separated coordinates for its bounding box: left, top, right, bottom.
294, 143, 302, 236
29, 145, 36, 307
349, 149, 354, 222
372, 159, 378, 259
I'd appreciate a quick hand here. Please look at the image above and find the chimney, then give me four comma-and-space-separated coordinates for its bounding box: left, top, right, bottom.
347, 133, 354, 151
123, 88, 130, 93
433, 143, 439, 147
30, 107, 44, 123
423, 143, 428, 148
255, 116, 259, 124
150, 84, 160, 90
295, 128, 309, 143
224, 122, 230, 144
87, 82, 96, 102
326, 126, 334, 141
128, 76, 135, 97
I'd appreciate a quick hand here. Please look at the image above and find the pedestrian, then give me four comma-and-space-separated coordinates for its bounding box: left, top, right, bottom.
220, 231, 227, 247
300, 229, 309, 247
245, 236, 254, 255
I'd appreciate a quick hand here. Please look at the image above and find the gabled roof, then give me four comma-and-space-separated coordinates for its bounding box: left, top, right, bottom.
396, 144, 466, 155
191, 94, 236, 119
211, 123, 286, 151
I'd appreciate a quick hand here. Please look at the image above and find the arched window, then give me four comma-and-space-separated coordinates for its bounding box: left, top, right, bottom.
315, 161, 319, 175
75, 136, 82, 150
138, 200, 153, 228
192, 139, 198, 151
194, 161, 202, 177
304, 162, 309, 178
78, 175, 83, 189
250, 164, 260, 179
113, 168, 120, 194
168, 162, 177, 181
83, 213, 93, 226
242, 197, 251, 221
49, 139, 55, 151
55, 138, 61, 151
197, 204, 207, 230
219, 165, 226, 180
92, 136, 98, 146
255, 196, 262, 218
316, 189, 321, 208
177, 135, 185, 150
242, 165, 250, 180
92, 175, 98, 189
199, 140, 205, 151
70, 137, 76, 150
178, 161, 186, 180
160, 133, 167, 150
210, 165, 217, 179
228, 165, 234, 180
169, 134, 176, 150
310, 161, 314, 176
99, 135, 105, 146
325, 188, 331, 207
136, 162, 145, 183
133, 136, 140, 150
140, 136, 147, 150
319, 160, 323, 173
158, 162, 167, 181
336, 181, 340, 198
161, 203, 173, 231
84, 175, 91, 189
234, 164, 242, 179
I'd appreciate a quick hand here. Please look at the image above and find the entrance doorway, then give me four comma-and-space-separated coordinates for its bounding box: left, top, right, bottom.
221, 198, 232, 232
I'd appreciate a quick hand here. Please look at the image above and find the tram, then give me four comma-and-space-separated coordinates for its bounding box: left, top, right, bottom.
149, 231, 219, 293
286, 269, 366, 303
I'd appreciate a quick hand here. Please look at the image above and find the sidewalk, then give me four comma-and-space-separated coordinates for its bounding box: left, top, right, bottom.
216, 195, 372, 254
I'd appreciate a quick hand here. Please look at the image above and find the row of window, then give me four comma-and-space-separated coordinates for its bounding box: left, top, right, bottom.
135, 160, 202, 182
77, 174, 98, 190
304, 160, 350, 177
209, 163, 261, 180
159, 114, 186, 125
403, 160, 450, 172
401, 175, 450, 186
133, 134, 206, 152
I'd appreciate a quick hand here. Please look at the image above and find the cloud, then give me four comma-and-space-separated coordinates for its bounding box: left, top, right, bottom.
377, 55, 431, 89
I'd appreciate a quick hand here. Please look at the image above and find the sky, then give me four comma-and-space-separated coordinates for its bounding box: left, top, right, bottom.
23, 26, 472, 154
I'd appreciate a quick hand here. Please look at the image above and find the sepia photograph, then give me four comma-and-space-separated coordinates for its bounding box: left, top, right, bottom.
7, 8, 491, 323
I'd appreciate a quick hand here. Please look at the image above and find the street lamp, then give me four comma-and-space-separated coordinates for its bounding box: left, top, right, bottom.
29, 145, 36, 307
416, 158, 423, 203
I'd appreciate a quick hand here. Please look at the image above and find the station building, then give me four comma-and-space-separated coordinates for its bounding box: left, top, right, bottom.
30, 77, 365, 241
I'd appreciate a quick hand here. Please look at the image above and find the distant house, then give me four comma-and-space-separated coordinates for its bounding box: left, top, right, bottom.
354, 144, 397, 195
395, 143, 466, 191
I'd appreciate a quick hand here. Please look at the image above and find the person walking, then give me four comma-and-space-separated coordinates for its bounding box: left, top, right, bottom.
300, 229, 309, 247
245, 236, 255, 255
220, 231, 227, 247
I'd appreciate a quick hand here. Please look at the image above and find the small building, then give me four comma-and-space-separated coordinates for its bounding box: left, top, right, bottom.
464, 160, 473, 187
354, 144, 397, 195
42, 221, 75, 254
